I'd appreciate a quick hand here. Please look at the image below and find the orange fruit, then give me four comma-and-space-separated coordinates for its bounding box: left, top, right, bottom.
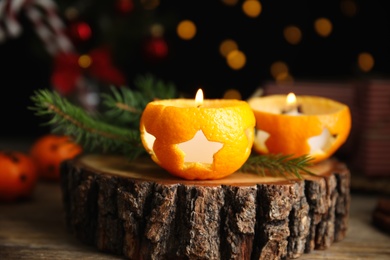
140, 99, 256, 180
248, 95, 351, 163
30, 134, 83, 181
0, 151, 38, 202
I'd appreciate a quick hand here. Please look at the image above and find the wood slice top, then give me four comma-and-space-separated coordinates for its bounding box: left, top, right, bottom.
75, 154, 340, 185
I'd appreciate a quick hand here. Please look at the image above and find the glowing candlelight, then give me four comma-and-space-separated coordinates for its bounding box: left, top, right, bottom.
283, 92, 301, 115
287, 92, 296, 105
195, 88, 203, 107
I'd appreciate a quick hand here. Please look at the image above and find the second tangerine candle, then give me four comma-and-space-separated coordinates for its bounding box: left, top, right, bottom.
247, 94, 351, 163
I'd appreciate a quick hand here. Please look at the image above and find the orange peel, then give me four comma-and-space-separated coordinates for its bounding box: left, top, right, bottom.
140, 99, 256, 180
248, 95, 351, 163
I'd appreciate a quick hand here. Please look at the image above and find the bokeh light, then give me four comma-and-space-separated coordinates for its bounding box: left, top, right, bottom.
276, 72, 294, 83
150, 23, 164, 37
144, 37, 168, 59
340, 0, 358, 17
226, 50, 246, 70
78, 54, 92, 68
221, 0, 239, 6
72, 22, 92, 41
223, 89, 242, 100
358, 52, 374, 72
64, 7, 79, 20
242, 0, 262, 18
283, 25, 302, 45
116, 0, 134, 14
141, 0, 160, 10
314, 17, 333, 37
270, 61, 289, 79
219, 39, 238, 57
177, 20, 197, 40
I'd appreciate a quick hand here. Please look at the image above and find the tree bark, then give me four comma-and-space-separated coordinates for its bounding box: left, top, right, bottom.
60, 155, 350, 260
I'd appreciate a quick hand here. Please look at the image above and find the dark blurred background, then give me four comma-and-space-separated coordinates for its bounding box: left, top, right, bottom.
0, 0, 389, 140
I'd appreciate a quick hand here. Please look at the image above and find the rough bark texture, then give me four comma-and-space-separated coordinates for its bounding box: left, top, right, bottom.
60, 155, 350, 260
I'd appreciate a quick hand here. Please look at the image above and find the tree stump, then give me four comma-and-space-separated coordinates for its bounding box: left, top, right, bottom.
60, 154, 350, 260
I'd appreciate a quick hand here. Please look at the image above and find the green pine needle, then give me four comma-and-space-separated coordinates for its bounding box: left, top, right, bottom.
101, 74, 178, 128
240, 153, 316, 179
134, 73, 177, 100
29, 89, 145, 159
101, 86, 146, 127
28, 74, 178, 160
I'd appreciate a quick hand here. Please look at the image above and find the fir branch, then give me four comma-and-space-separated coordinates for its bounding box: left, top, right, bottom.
240, 153, 316, 179
101, 74, 178, 127
134, 73, 177, 100
29, 89, 145, 159
101, 86, 146, 127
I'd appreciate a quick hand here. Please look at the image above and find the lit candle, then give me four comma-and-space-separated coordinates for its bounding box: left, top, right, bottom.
195, 88, 203, 107
247, 94, 351, 163
282, 92, 302, 115
139, 89, 256, 180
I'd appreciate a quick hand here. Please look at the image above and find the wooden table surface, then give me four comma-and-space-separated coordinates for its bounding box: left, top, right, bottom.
0, 182, 389, 260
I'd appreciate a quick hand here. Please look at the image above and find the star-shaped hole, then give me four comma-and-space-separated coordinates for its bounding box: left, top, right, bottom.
177, 130, 223, 164
308, 128, 336, 154
254, 129, 270, 153
142, 128, 156, 152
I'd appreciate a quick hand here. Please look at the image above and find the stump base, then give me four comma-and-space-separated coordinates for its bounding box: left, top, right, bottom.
60, 155, 350, 259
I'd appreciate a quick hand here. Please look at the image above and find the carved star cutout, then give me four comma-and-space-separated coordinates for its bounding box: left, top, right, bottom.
177, 130, 223, 164
308, 128, 335, 154
143, 130, 156, 151
254, 129, 270, 153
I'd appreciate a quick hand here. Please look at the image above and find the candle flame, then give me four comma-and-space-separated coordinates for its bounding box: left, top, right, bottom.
286, 92, 297, 105
195, 89, 204, 106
